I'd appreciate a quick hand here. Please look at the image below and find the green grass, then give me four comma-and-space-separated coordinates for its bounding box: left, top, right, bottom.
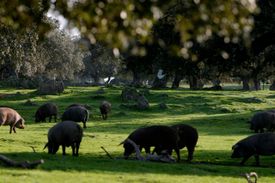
1, 86, 275, 182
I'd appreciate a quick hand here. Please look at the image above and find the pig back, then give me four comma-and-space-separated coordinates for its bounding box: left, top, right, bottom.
61, 106, 88, 122
0, 107, 22, 125
251, 111, 275, 130
100, 101, 111, 113
35, 103, 58, 120
254, 133, 275, 155
239, 133, 275, 156
39, 103, 57, 115
128, 125, 178, 148
48, 121, 83, 146
171, 124, 198, 149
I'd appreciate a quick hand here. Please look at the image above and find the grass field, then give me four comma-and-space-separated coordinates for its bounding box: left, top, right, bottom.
1, 86, 275, 183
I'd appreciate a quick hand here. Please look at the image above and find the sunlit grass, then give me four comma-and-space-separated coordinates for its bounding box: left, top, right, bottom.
1, 86, 275, 182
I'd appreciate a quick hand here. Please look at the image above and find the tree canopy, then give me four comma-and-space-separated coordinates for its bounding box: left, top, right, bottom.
1, 0, 275, 90
0, 0, 257, 56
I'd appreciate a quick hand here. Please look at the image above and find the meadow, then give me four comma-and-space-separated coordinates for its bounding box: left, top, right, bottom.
1, 85, 275, 183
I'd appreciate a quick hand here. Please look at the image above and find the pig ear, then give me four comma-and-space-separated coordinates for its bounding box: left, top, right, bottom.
232, 144, 238, 150
118, 140, 126, 146
17, 119, 22, 124
20, 118, 25, 124
43, 143, 48, 150
14, 119, 23, 127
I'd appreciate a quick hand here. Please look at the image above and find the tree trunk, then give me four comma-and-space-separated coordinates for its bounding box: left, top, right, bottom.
171, 71, 183, 89
92, 73, 100, 84
188, 76, 203, 90
105, 76, 111, 84
269, 80, 275, 90
242, 77, 250, 91
253, 78, 261, 90
131, 70, 142, 87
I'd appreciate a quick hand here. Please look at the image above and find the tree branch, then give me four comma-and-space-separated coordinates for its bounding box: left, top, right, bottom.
101, 146, 113, 159
0, 154, 44, 169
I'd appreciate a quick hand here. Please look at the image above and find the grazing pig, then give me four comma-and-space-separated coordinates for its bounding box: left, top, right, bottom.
171, 124, 198, 161
67, 103, 91, 110
99, 101, 111, 120
0, 107, 25, 133
249, 111, 275, 133
44, 121, 83, 156
121, 125, 180, 161
61, 106, 89, 128
231, 132, 275, 166
35, 103, 58, 122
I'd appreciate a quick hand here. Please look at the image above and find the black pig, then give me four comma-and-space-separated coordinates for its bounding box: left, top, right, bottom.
231, 132, 275, 166
44, 120, 83, 156
35, 103, 58, 122
171, 124, 198, 161
249, 111, 275, 133
61, 106, 89, 128
99, 101, 111, 120
121, 125, 180, 161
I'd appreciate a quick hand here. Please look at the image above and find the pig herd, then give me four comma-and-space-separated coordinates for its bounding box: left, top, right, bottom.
232, 110, 275, 165
0, 101, 111, 157
1, 102, 275, 166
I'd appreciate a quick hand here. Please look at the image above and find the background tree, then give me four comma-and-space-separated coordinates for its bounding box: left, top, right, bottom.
0, 22, 85, 87
247, 0, 275, 90
3, 0, 275, 90
0, 0, 51, 37
79, 39, 122, 84
51, 0, 255, 56
36, 29, 85, 81
0, 25, 41, 80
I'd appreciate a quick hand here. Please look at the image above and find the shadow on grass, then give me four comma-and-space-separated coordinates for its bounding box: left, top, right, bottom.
81, 112, 253, 136
21, 109, 254, 137
266, 94, 275, 99
0, 87, 265, 129
1, 150, 275, 177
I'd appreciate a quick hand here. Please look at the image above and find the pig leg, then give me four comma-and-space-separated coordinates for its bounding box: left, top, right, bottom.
174, 148, 181, 162
151, 147, 157, 154
13, 127, 16, 133
49, 116, 52, 122
9, 124, 17, 133
9, 125, 13, 134
75, 142, 80, 156
71, 143, 76, 156
168, 149, 173, 155
54, 115, 57, 122
144, 146, 150, 154
83, 121, 87, 128
62, 145, 66, 155
240, 156, 250, 165
187, 146, 195, 161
